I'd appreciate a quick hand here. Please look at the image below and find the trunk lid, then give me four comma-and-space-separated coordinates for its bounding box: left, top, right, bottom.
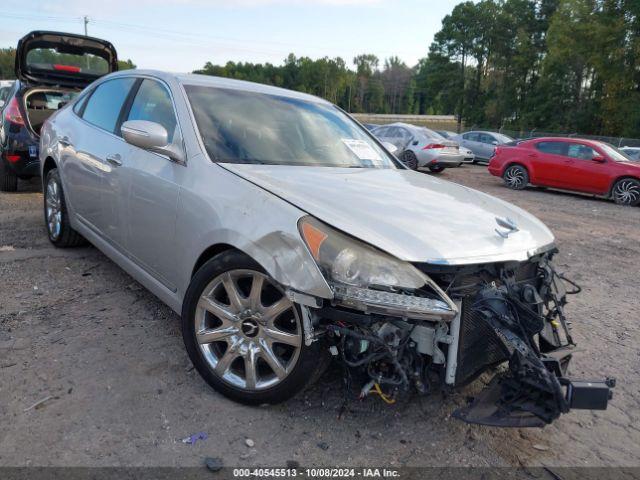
15, 31, 118, 88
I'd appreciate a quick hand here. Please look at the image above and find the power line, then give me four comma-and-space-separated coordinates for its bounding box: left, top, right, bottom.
0, 11, 421, 60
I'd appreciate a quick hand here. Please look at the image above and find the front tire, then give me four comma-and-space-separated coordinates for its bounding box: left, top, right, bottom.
429, 165, 445, 173
0, 159, 18, 192
611, 178, 640, 206
182, 251, 328, 405
44, 168, 86, 247
503, 164, 529, 190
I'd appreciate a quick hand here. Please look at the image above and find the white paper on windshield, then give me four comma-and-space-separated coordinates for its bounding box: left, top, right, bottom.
341, 138, 383, 165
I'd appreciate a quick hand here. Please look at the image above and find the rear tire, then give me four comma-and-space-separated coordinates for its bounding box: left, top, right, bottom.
503, 164, 529, 190
400, 150, 418, 170
611, 178, 640, 206
44, 168, 86, 247
0, 159, 18, 192
182, 250, 329, 405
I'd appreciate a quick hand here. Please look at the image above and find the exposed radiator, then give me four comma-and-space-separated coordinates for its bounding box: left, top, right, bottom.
455, 298, 510, 386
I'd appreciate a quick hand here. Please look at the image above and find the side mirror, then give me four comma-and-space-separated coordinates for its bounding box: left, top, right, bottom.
411, 138, 419, 146
382, 141, 398, 154
592, 155, 606, 163
121, 120, 185, 164
491, 140, 499, 145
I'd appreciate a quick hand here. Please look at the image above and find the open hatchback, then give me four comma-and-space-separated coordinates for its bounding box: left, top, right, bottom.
0, 31, 118, 191
15, 31, 118, 88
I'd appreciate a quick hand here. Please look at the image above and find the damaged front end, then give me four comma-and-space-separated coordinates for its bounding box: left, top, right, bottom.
305, 236, 614, 427
448, 256, 615, 427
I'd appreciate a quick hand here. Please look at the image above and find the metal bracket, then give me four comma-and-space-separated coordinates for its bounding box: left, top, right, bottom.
299, 305, 316, 346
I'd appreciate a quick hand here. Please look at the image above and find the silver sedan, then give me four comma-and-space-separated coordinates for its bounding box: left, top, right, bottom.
39, 70, 612, 424
372, 123, 466, 172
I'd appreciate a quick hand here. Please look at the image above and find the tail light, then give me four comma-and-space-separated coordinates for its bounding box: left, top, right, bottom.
5, 154, 21, 163
4, 98, 25, 126
423, 143, 445, 150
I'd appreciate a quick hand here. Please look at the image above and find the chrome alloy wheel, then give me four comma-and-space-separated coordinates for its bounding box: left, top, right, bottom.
612, 180, 640, 205
195, 270, 302, 391
45, 176, 62, 240
504, 166, 526, 189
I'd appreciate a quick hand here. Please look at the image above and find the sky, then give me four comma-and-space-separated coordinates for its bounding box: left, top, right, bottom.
0, 0, 463, 72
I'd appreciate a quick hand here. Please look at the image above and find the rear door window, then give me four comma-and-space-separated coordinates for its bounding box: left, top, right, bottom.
536, 141, 567, 155
463, 132, 479, 141
479, 133, 496, 144
81, 78, 136, 133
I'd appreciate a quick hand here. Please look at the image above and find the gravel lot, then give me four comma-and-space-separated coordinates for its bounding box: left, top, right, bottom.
0, 165, 638, 468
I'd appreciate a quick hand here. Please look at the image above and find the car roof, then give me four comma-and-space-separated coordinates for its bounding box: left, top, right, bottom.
526, 136, 607, 148
104, 69, 333, 105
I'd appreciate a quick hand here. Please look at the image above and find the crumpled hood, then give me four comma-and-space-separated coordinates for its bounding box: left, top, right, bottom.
222, 164, 555, 265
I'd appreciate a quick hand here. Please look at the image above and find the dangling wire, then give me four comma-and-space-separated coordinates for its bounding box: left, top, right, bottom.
372, 383, 396, 405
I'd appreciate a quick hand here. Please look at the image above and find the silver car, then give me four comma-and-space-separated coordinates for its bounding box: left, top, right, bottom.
40, 70, 612, 426
372, 122, 465, 173
620, 146, 640, 161
455, 130, 514, 164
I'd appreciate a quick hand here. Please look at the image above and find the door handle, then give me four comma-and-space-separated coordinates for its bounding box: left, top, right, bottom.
106, 154, 122, 167
58, 136, 72, 147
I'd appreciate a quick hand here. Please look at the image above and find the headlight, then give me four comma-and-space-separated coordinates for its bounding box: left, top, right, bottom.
298, 216, 457, 320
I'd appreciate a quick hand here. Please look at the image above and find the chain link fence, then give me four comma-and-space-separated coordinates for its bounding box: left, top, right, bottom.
351, 114, 640, 148
468, 126, 640, 148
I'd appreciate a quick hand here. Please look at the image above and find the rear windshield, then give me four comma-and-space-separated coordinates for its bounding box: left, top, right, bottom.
185, 84, 397, 169
26, 48, 109, 76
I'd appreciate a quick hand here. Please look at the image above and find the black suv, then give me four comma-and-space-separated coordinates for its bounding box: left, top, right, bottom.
0, 31, 118, 191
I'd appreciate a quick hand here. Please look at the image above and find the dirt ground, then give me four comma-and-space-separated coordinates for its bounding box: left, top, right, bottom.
1, 165, 639, 468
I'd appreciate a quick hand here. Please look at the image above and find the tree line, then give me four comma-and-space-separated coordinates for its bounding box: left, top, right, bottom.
1, 0, 638, 137
195, 0, 640, 138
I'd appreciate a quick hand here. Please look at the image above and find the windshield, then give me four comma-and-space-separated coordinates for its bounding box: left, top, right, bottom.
599, 143, 633, 162
415, 127, 445, 140
185, 85, 397, 168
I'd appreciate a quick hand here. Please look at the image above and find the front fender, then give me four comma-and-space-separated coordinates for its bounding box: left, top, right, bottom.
174, 161, 333, 304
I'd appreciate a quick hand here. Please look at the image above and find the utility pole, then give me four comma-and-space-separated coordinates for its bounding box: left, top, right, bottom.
83, 16, 89, 36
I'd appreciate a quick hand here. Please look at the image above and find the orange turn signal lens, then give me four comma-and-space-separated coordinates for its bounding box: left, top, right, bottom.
300, 221, 328, 260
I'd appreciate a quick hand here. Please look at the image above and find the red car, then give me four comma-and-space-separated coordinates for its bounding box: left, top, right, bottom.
488, 137, 640, 206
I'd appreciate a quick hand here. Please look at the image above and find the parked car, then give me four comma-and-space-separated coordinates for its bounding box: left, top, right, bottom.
488, 137, 640, 206
0, 80, 15, 109
0, 31, 117, 191
620, 146, 640, 161
372, 122, 465, 172
40, 70, 613, 426
460, 146, 475, 163
455, 130, 514, 164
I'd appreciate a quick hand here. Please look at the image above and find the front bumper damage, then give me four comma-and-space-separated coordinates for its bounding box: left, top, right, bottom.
447, 256, 615, 427
310, 250, 615, 428
451, 282, 614, 426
